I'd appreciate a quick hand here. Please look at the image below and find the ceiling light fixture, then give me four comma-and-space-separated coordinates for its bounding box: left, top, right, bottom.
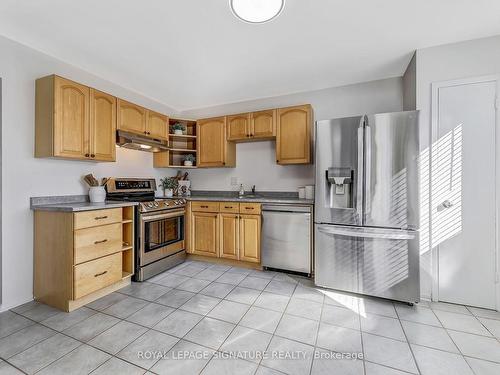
230, 0, 285, 24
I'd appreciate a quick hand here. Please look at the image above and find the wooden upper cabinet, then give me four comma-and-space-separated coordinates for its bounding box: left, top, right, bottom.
239, 214, 261, 263
251, 109, 276, 139
35, 75, 116, 162
90, 89, 116, 162
227, 113, 251, 141
191, 211, 219, 257
219, 213, 239, 260
117, 99, 147, 135
197, 116, 236, 168
53, 77, 90, 159
276, 104, 312, 165
147, 110, 169, 140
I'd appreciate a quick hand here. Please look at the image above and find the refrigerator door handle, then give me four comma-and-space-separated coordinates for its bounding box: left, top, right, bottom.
356, 121, 364, 220
364, 122, 372, 221
317, 226, 415, 240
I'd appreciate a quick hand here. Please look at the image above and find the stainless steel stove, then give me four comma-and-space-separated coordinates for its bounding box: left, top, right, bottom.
105, 178, 187, 281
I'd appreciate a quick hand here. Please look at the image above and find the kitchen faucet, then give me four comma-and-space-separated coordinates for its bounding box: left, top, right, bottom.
251, 185, 256, 194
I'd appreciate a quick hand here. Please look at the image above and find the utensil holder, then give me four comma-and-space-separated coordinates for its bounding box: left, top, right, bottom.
89, 186, 106, 203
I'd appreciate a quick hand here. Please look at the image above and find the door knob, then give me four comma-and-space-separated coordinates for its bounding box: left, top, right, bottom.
437, 200, 454, 212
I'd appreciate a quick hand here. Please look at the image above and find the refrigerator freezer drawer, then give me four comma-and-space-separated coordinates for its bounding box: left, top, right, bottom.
262, 208, 312, 274
315, 224, 420, 303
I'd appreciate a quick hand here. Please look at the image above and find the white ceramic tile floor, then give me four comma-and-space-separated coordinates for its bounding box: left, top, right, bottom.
2, 260, 500, 374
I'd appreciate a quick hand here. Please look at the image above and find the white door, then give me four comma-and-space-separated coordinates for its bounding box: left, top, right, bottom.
432, 78, 498, 309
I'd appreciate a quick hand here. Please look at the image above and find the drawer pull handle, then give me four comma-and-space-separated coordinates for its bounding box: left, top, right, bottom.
224, 206, 233, 209
94, 239, 108, 245
94, 216, 108, 220
245, 207, 254, 210
200, 205, 209, 208
94, 271, 108, 278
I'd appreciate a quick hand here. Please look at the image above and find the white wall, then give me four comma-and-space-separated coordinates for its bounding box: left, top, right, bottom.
416, 35, 500, 299
180, 78, 403, 191
0, 36, 179, 311
403, 53, 417, 111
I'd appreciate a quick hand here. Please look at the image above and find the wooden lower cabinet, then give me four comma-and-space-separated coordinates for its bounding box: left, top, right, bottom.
219, 213, 239, 260
191, 211, 219, 257
188, 201, 261, 264
34, 206, 135, 312
239, 214, 261, 263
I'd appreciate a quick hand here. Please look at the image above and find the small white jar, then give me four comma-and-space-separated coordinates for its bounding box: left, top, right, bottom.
164, 188, 174, 198
184, 160, 193, 166
305, 185, 315, 199
89, 186, 106, 203
174, 129, 183, 135
298, 187, 306, 199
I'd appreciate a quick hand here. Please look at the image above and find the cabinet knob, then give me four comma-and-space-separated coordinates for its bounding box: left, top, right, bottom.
85, 153, 90, 157
222, 162, 225, 166
91, 154, 95, 158
144, 131, 147, 134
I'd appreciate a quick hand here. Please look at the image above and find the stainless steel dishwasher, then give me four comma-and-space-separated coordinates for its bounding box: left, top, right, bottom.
262, 204, 313, 276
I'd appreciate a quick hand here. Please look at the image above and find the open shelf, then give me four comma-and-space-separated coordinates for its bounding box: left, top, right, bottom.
169, 118, 197, 136
169, 134, 197, 140
169, 148, 197, 153
154, 118, 198, 169
121, 207, 134, 278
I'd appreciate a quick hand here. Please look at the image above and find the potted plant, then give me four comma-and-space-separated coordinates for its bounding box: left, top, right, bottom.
160, 177, 178, 198
183, 154, 196, 167
172, 123, 185, 135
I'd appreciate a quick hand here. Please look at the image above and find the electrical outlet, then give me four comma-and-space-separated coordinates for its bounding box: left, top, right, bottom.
230, 177, 238, 186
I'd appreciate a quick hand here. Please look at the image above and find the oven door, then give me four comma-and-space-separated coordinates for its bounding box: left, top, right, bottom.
139, 209, 185, 266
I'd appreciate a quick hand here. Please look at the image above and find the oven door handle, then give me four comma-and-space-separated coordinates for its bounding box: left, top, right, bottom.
141, 210, 185, 222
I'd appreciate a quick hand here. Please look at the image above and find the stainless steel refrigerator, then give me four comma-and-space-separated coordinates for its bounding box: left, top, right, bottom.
314, 111, 420, 304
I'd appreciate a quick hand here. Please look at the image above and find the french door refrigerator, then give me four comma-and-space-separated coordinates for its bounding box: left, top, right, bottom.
314, 111, 420, 303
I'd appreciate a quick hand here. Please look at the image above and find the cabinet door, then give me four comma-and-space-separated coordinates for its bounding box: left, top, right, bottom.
251, 109, 276, 139
227, 113, 251, 141
219, 213, 239, 260
117, 99, 147, 135
147, 110, 169, 140
90, 89, 116, 162
53, 77, 90, 159
191, 212, 219, 257
276, 105, 312, 164
197, 117, 227, 167
239, 214, 261, 263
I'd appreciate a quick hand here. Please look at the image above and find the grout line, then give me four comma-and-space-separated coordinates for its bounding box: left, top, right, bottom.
394, 302, 422, 375
357, 299, 367, 375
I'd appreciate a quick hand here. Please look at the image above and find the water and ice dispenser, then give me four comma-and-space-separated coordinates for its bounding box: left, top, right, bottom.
326, 167, 353, 209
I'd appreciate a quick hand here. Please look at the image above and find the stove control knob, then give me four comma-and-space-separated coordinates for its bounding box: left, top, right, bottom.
153, 202, 159, 207
164, 201, 170, 206
147, 202, 154, 208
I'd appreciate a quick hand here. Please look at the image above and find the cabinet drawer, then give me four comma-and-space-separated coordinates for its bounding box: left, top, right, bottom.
74, 253, 122, 299
191, 201, 220, 213
219, 202, 239, 213
74, 208, 122, 229
74, 223, 122, 264
239, 203, 261, 215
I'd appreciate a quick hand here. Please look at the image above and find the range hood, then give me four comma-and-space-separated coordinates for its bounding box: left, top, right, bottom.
116, 130, 169, 153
